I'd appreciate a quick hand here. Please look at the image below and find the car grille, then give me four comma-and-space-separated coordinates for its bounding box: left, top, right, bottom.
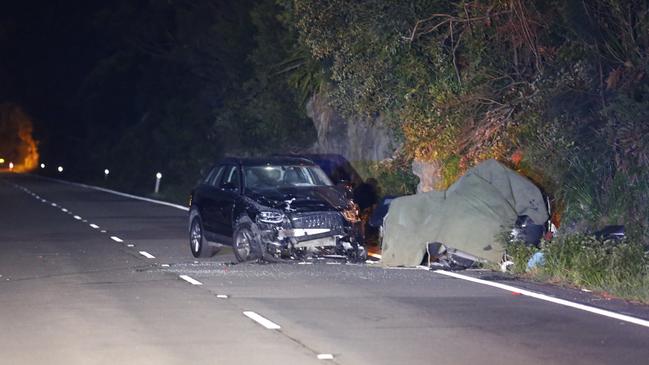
290, 212, 344, 230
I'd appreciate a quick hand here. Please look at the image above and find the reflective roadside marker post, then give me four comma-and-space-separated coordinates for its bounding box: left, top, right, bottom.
104, 169, 110, 180
58, 166, 63, 173
154, 172, 162, 194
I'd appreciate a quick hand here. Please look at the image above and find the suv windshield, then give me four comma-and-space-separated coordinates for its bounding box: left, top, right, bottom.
244, 165, 332, 190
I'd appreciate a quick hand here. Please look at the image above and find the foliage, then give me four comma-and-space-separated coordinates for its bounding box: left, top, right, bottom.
353, 156, 418, 197
541, 234, 649, 302
505, 239, 540, 274
289, 0, 649, 239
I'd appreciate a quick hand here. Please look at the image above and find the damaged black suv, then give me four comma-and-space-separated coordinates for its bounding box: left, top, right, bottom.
188, 157, 365, 262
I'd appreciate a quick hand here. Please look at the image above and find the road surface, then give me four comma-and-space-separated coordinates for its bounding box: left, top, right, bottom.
1, 173, 649, 365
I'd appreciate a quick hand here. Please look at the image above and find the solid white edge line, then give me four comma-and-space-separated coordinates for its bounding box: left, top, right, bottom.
179, 275, 202, 285
110, 236, 123, 243
434, 270, 649, 329
28, 174, 189, 211
243, 311, 281, 330
138, 251, 155, 259
317, 354, 335, 360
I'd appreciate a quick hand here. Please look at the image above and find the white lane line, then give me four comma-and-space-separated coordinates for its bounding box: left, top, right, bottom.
317, 354, 335, 360
434, 270, 649, 329
100, 229, 107, 233
89, 223, 99, 229
73, 215, 82, 220
138, 251, 155, 259
61, 208, 68, 212
110, 236, 123, 243
243, 311, 281, 330
179, 275, 203, 286
216, 294, 229, 299
160, 263, 170, 267
127, 244, 135, 247
51, 203, 57, 207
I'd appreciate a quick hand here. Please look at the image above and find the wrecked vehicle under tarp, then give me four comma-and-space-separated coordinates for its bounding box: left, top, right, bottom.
381, 159, 549, 267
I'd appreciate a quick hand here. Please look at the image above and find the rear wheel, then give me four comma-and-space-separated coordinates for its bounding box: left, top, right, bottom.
189, 216, 212, 258
232, 222, 261, 262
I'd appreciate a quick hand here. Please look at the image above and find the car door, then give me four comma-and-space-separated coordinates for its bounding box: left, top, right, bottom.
198, 165, 225, 234
214, 164, 241, 239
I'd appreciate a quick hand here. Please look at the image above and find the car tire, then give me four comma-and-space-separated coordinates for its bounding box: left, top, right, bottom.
232, 222, 262, 262
189, 216, 212, 258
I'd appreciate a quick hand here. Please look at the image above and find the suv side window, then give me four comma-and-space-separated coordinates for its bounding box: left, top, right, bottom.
220, 166, 240, 191
207, 166, 225, 186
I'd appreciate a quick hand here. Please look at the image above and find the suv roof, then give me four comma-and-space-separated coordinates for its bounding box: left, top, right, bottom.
220, 156, 316, 167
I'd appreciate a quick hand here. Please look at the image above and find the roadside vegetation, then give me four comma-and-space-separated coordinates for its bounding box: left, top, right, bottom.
507, 236, 649, 303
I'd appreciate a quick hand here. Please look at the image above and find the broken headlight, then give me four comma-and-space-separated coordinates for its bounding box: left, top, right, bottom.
257, 211, 285, 224
342, 202, 360, 223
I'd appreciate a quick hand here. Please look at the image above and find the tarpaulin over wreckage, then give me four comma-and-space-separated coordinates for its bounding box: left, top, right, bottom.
381, 159, 548, 266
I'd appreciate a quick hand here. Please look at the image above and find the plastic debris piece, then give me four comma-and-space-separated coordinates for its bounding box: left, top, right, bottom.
526, 252, 545, 271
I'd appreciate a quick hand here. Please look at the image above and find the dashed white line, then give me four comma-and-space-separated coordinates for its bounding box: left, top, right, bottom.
243, 311, 281, 330
434, 270, 649, 329
216, 294, 229, 299
61, 208, 68, 212
127, 244, 135, 247
89, 223, 99, 229
51, 203, 57, 207
110, 236, 123, 243
138, 251, 155, 259
179, 275, 203, 286
317, 354, 334, 360
100, 230, 107, 233
73, 215, 82, 220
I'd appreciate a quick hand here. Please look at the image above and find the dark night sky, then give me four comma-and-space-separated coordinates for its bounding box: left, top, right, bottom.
1, 1, 105, 157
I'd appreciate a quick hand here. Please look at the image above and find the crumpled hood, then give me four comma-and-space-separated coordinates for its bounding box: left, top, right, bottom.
245, 186, 348, 212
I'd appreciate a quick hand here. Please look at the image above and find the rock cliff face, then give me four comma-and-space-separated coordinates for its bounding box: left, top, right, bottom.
306, 93, 396, 162
411, 159, 443, 193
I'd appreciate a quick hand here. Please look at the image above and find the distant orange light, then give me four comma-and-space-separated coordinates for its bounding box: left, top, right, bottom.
0, 103, 39, 173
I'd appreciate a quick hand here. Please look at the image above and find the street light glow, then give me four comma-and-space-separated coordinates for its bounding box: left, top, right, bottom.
9, 162, 14, 170
0, 158, 4, 164
57, 166, 63, 173
156, 172, 162, 179
104, 169, 110, 175
40, 163, 45, 169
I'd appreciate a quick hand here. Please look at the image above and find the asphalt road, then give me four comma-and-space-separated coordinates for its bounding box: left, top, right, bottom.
1, 173, 649, 365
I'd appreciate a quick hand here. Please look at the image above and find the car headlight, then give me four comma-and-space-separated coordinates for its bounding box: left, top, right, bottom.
342, 202, 360, 223
258, 211, 285, 224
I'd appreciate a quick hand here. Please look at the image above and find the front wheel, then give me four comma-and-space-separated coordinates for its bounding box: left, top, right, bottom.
232, 222, 262, 262
190, 216, 213, 258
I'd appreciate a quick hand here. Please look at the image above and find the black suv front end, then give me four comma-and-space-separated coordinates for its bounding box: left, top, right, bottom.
188, 157, 365, 262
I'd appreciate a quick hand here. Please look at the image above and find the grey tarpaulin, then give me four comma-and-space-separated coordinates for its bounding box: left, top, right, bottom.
381, 159, 548, 266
